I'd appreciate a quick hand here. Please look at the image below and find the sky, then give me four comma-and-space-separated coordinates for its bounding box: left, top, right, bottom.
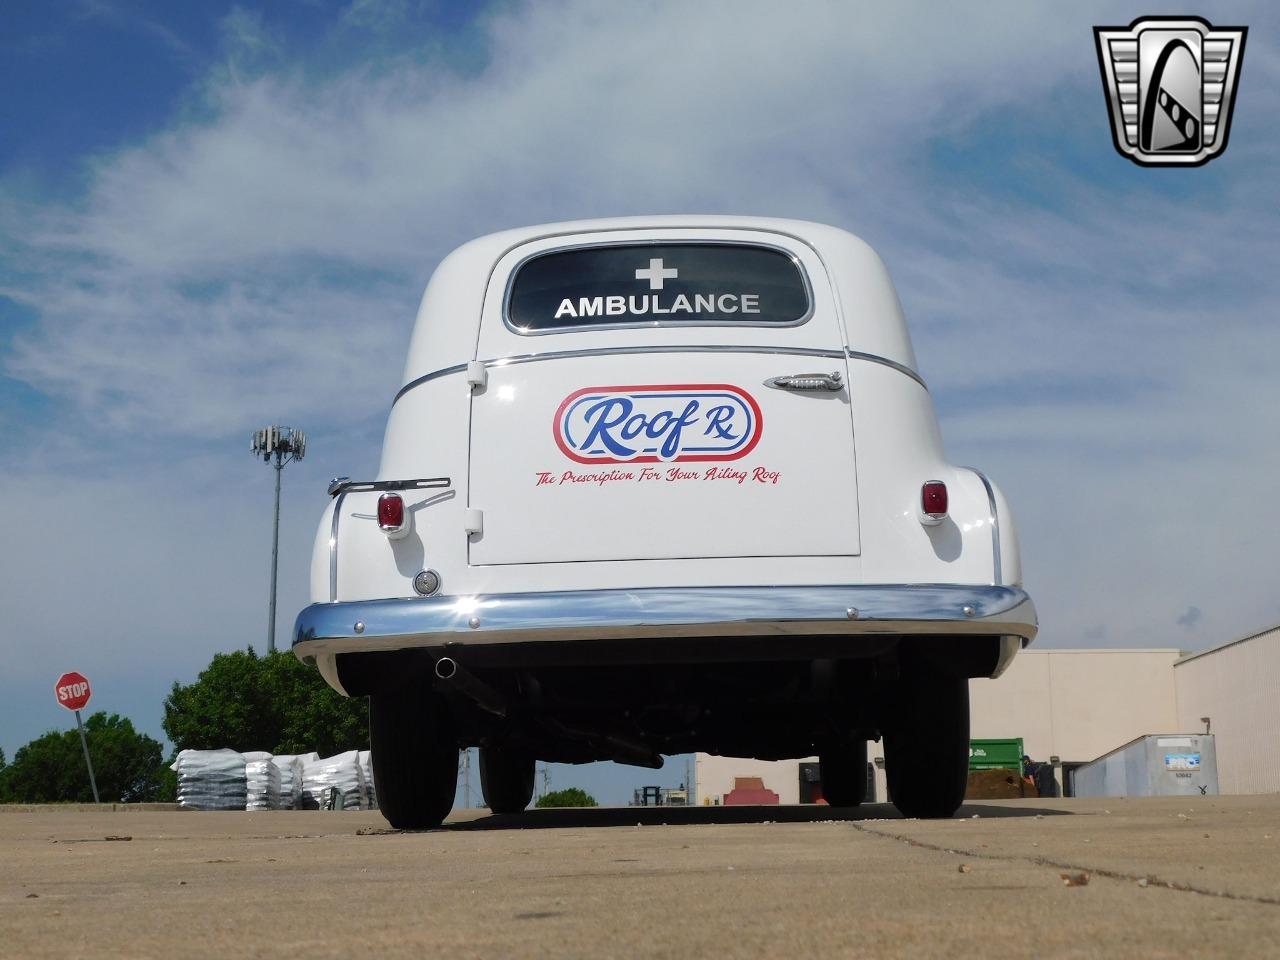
1, 0, 1277, 804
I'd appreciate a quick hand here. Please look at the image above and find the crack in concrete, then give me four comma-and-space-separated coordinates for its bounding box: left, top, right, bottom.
847, 822, 1280, 907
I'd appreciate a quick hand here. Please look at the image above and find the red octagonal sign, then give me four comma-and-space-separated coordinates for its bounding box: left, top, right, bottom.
55, 671, 92, 712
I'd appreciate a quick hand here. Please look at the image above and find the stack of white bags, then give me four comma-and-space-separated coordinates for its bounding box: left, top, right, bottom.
358, 750, 377, 809
271, 753, 316, 810
173, 749, 248, 811
172, 749, 374, 811
302, 750, 370, 810
244, 751, 280, 811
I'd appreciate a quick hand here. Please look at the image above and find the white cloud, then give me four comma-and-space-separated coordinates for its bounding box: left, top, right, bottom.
5, 0, 1133, 438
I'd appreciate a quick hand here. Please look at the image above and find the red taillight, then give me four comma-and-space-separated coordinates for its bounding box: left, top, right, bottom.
921, 481, 948, 519
378, 492, 405, 531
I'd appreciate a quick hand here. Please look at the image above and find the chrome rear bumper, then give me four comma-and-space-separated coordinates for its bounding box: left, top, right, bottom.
293, 584, 1036, 678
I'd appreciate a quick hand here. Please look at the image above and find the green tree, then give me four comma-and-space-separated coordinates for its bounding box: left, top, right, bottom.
163, 648, 367, 756
1, 713, 165, 803
535, 787, 598, 808
154, 757, 178, 803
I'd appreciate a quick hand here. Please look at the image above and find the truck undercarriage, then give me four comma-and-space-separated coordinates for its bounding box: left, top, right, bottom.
326, 632, 1005, 828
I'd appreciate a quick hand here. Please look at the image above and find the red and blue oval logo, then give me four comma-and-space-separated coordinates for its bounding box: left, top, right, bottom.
554, 384, 763, 464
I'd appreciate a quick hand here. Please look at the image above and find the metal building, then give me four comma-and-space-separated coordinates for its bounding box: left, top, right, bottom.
1174, 624, 1280, 795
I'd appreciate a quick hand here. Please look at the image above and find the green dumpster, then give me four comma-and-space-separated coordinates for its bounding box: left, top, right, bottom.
969, 738, 1024, 775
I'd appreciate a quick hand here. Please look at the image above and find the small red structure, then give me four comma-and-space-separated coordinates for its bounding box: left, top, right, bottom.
723, 776, 780, 805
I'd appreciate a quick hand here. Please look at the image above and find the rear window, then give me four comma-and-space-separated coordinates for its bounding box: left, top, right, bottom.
506, 243, 811, 332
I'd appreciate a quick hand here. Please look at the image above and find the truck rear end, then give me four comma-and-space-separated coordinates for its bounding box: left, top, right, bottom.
294, 217, 1036, 827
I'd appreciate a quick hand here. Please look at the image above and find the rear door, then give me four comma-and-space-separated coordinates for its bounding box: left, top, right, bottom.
468, 229, 859, 565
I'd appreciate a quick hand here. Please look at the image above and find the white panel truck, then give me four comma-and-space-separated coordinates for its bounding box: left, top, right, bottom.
293, 217, 1037, 827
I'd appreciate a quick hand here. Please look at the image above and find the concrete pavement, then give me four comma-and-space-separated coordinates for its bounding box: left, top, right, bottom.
3, 795, 1279, 958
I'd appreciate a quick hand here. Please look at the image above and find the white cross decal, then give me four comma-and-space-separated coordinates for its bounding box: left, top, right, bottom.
635, 258, 679, 290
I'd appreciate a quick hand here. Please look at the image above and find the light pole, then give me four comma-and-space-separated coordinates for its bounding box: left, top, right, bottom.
251, 425, 306, 654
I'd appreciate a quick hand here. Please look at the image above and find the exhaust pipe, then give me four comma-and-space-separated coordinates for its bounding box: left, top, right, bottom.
434, 657, 507, 718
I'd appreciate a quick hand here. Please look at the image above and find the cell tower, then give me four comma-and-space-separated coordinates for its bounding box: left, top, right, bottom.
250, 426, 306, 654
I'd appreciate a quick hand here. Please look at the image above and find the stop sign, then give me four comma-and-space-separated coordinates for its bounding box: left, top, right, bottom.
55, 671, 92, 712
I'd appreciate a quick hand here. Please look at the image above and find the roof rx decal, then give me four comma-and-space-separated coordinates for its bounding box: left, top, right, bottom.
554, 384, 763, 464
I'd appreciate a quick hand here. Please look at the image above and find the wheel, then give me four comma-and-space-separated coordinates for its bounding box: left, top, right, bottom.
479, 746, 536, 814
884, 657, 969, 819
819, 739, 868, 807
369, 684, 459, 829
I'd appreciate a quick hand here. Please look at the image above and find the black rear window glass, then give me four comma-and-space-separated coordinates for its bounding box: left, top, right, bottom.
506, 243, 810, 331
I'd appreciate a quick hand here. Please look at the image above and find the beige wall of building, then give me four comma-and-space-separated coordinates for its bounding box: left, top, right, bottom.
697, 648, 1183, 805
1174, 625, 1280, 796
970, 648, 1181, 763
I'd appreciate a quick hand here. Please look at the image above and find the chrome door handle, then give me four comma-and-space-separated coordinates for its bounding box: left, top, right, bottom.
765, 371, 844, 392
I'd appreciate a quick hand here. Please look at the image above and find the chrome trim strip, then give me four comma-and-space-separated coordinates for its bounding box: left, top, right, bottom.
328, 491, 348, 603
845, 350, 927, 389
393, 345, 926, 406
964, 467, 1002, 586
490, 344, 846, 368
500, 239, 816, 336
393, 363, 467, 404
294, 584, 1037, 660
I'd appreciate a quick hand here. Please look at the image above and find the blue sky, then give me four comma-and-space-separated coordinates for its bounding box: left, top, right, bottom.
0, 2, 489, 177
2, 1, 1278, 804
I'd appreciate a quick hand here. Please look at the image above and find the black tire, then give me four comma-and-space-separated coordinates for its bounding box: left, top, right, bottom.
479, 746, 536, 814
884, 658, 969, 819
819, 739, 868, 807
369, 685, 458, 829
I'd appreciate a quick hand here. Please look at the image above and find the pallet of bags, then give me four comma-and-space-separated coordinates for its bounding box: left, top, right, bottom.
172, 749, 247, 811
358, 750, 377, 809
245, 754, 282, 811
302, 750, 369, 810
271, 753, 315, 810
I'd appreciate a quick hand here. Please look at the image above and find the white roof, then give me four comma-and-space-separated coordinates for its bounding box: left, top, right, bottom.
399, 216, 916, 388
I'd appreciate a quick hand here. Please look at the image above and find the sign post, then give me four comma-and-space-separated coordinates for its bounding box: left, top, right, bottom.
54, 671, 99, 804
